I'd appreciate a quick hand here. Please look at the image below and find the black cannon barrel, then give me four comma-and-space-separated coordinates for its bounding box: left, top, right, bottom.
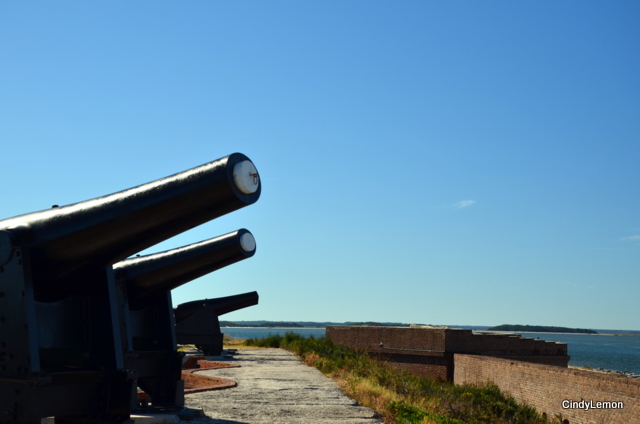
114, 229, 256, 310
174, 291, 259, 324
0, 153, 260, 301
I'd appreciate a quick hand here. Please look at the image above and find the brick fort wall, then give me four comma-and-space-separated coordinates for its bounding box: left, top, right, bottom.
327, 326, 451, 380
326, 326, 569, 372
454, 354, 640, 424
326, 326, 639, 423
327, 326, 448, 351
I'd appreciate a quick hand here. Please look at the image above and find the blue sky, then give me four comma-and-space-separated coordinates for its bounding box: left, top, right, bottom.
1, 2, 638, 330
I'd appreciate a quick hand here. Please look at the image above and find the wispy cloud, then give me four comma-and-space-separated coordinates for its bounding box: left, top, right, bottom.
620, 235, 640, 242
450, 200, 476, 210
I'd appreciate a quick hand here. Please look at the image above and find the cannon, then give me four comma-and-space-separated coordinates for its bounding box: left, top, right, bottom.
116, 229, 257, 311
0, 153, 260, 424
175, 291, 259, 356
112, 229, 256, 409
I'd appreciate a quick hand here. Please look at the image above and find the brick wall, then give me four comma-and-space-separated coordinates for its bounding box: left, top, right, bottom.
327, 327, 638, 423
454, 354, 640, 424
446, 331, 568, 357
326, 326, 569, 371
327, 326, 451, 380
370, 352, 452, 381
327, 326, 447, 352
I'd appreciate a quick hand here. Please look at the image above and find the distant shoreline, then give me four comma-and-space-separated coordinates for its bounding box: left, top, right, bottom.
221, 327, 640, 337
488, 330, 640, 337
597, 333, 640, 336
221, 326, 324, 329
220, 322, 640, 336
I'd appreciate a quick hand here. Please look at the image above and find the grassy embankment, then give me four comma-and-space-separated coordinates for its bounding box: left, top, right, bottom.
242, 333, 562, 424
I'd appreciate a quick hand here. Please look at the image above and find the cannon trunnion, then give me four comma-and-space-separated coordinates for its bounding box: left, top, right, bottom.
0, 153, 261, 424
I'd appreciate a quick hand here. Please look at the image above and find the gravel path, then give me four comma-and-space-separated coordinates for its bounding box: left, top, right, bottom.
186, 348, 384, 424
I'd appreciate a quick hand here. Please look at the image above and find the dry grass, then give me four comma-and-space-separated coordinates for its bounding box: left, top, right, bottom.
223, 335, 245, 345
177, 344, 196, 351
302, 350, 407, 423
343, 377, 402, 422
225, 344, 266, 349
222, 335, 267, 349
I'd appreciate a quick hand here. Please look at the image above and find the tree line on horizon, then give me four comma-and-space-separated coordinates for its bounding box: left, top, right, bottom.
488, 324, 597, 334
219, 320, 412, 328
219, 321, 600, 334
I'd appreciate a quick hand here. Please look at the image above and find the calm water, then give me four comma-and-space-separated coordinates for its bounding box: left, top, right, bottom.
222, 327, 325, 339
518, 332, 640, 375
222, 327, 640, 375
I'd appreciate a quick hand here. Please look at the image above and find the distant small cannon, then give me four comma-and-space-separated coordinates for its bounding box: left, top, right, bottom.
0, 153, 261, 423
175, 291, 259, 355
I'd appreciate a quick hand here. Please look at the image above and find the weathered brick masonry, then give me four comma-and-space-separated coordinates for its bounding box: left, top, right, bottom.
326, 326, 568, 380
454, 354, 640, 424
327, 326, 640, 424
326, 325, 451, 379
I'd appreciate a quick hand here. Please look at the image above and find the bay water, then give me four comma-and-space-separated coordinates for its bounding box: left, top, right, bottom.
221, 327, 325, 340
221, 327, 640, 375
518, 332, 640, 375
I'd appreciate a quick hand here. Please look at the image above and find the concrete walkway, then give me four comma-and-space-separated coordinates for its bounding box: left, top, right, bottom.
186, 348, 384, 424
